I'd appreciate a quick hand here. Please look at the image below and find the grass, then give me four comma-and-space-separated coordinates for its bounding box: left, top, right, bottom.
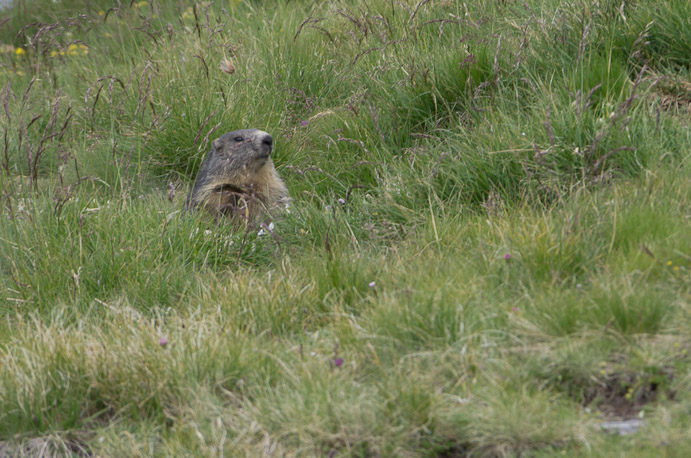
0, 0, 689, 456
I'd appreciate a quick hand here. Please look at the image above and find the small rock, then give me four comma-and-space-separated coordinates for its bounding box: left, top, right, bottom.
600, 419, 645, 436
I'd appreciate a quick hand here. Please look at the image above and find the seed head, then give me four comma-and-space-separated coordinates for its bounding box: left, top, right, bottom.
219, 57, 236, 74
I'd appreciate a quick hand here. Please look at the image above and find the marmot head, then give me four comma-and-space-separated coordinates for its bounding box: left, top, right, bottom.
210, 128, 274, 174
187, 128, 288, 218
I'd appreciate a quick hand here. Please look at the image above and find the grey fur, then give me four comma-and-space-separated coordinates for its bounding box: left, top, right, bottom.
186, 129, 288, 221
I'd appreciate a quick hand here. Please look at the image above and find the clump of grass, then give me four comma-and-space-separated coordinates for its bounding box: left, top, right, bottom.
458, 385, 592, 457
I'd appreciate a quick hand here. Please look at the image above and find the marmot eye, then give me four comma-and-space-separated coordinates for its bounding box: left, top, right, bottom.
234, 136, 244, 142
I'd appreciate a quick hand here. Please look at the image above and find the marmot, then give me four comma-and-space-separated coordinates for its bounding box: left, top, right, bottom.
186, 129, 289, 222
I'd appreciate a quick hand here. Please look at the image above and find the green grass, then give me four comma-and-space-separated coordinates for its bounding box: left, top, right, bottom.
1, 0, 689, 456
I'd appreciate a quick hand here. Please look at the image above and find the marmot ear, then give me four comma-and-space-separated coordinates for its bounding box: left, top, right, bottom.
212, 138, 223, 151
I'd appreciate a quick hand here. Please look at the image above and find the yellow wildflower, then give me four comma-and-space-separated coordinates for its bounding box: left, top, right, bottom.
673, 266, 680, 272
50, 50, 59, 57
67, 43, 80, 56
15, 47, 25, 55
98, 10, 105, 17
181, 7, 194, 20
667, 260, 673, 266
134, 1, 148, 9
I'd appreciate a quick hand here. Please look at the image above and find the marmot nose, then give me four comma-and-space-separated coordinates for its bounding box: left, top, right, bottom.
261, 134, 273, 149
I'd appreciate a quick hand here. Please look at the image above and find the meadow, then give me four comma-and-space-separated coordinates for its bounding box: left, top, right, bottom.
0, 0, 689, 456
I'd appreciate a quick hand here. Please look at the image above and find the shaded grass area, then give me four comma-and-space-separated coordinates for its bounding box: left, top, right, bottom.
1, 0, 690, 456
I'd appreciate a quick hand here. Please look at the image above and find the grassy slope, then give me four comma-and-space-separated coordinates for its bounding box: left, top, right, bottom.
0, 0, 689, 456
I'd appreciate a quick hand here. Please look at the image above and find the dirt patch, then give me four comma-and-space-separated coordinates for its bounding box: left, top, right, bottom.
583, 366, 674, 420
656, 75, 691, 115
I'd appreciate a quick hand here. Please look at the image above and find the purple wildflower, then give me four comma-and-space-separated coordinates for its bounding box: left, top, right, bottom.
337, 198, 346, 205
333, 358, 344, 367
300, 120, 308, 127
504, 253, 511, 260
159, 337, 168, 347
368, 281, 376, 288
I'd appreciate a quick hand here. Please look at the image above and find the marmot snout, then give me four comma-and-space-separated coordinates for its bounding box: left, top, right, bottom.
186, 129, 289, 222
